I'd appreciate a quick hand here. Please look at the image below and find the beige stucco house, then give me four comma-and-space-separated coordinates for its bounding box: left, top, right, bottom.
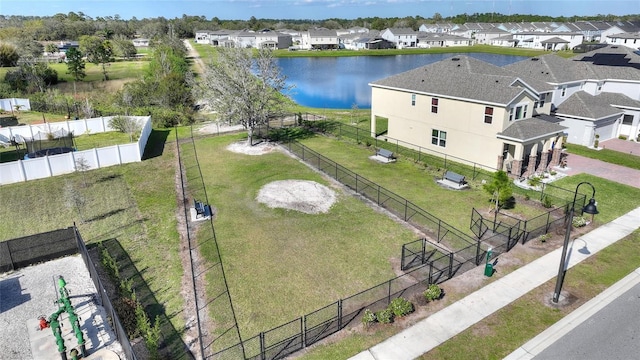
369, 55, 567, 177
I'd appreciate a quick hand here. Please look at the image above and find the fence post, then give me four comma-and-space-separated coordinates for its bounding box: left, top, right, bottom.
421, 239, 426, 266
401, 244, 406, 270
301, 316, 305, 348
377, 184, 380, 205
428, 264, 433, 284
260, 332, 266, 360
448, 252, 454, 278
404, 199, 408, 221
475, 240, 482, 265
387, 279, 392, 305
437, 220, 441, 243
338, 299, 343, 330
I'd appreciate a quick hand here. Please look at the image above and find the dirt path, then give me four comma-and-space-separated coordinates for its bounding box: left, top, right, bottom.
184, 39, 205, 75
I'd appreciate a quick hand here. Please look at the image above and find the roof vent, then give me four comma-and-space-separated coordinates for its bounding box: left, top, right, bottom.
457, 64, 460, 67
495, 80, 499, 83
531, 58, 539, 61
451, 57, 460, 61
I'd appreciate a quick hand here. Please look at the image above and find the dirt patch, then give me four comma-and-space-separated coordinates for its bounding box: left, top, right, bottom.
257, 180, 337, 214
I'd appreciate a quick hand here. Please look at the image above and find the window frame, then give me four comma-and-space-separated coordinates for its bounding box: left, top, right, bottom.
431, 97, 439, 113
411, 93, 416, 106
431, 129, 447, 147
484, 106, 493, 124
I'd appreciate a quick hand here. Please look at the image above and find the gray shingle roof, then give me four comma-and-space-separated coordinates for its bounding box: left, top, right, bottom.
556, 92, 623, 120
369, 55, 550, 105
504, 54, 596, 83
541, 37, 569, 44
498, 118, 567, 141
591, 92, 640, 109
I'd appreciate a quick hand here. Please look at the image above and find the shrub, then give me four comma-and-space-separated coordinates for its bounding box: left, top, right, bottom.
361, 309, 376, 327
542, 196, 553, 208
424, 284, 442, 302
375, 308, 393, 324
524, 193, 530, 201
549, 170, 557, 176
619, 135, 627, 140
573, 216, 588, 227
389, 297, 414, 318
527, 176, 542, 188
539, 233, 551, 243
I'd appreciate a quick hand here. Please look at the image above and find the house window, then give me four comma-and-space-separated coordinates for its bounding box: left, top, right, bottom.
539, 93, 546, 108
510, 104, 528, 121
561, 86, 567, 97
431, 129, 446, 147
484, 107, 493, 124
623, 114, 634, 125
411, 94, 416, 106
597, 83, 603, 92
431, 98, 439, 113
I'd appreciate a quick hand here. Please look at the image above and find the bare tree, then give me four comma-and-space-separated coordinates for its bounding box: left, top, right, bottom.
197, 47, 293, 145
64, 181, 86, 223
75, 157, 91, 187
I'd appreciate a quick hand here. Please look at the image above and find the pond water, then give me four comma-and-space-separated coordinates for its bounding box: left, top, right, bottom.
276, 53, 529, 109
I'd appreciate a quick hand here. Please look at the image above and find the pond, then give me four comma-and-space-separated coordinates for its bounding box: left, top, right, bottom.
276, 53, 529, 109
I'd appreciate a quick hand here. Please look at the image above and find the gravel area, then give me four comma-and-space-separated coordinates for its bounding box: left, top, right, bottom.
0, 255, 123, 359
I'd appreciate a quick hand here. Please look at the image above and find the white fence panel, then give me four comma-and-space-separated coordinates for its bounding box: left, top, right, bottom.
0, 115, 152, 185
0, 98, 30, 111
0, 162, 25, 183
48, 153, 75, 176
96, 146, 121, 167
22, 157, 50, 181
119, 143, 140, 163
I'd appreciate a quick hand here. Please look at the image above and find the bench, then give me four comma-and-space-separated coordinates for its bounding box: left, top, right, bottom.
376, 148, 395, 161
443, 170, 466, 186
194, 199, 212, 218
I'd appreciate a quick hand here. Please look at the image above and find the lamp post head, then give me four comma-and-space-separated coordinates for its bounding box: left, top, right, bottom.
583, 198, 599, 215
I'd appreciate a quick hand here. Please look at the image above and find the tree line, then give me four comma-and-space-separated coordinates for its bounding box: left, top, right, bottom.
1, 12, 639, 42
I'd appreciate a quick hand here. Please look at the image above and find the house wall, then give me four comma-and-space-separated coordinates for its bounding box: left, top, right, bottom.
616, 109, 640, 139
551, 82, 583, 107
601, 81, 640, 101
371, 87, 506, 169
558, 113, 620, 146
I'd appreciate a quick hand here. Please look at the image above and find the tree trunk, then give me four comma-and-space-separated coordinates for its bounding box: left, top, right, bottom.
248, 126, 254, 146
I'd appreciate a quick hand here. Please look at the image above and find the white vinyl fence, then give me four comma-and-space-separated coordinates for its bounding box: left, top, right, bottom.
0, 98, 31, 112
0, 116, 152, 185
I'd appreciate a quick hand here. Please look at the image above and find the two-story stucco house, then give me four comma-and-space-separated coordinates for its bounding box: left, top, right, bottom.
369, 56, 565, 177
301, 29, 339, 50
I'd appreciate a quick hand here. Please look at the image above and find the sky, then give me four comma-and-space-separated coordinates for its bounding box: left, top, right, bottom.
0, 0, 639, 21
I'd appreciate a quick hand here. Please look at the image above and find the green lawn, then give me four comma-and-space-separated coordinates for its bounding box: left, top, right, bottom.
188, 134, 417, 339
49, 60, 147, 82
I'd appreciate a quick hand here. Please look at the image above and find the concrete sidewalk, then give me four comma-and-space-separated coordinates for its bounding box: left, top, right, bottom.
350, 207, 640, 360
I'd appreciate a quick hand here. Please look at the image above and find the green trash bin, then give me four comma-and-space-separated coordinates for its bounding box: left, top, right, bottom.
484, 263, 494, 277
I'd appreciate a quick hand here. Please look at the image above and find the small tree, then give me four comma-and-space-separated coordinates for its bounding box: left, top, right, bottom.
483, 170, 513, 213
75, 157, 91, 187
65, 47, 86, 81
63, 181, 86, 223
109, 116, 141, 142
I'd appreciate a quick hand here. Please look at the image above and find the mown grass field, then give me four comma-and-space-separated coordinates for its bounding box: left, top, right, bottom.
189, 133, 418, 339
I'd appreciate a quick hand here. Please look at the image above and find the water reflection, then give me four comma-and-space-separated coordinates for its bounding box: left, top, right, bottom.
277, 53, 528, 109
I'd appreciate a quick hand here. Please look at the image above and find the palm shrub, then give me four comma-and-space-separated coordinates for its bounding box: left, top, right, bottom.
389, 297, 414, 317
424, 284, 443, 302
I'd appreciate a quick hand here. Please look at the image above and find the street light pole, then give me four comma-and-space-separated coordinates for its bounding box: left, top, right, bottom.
552, 181, 599, 303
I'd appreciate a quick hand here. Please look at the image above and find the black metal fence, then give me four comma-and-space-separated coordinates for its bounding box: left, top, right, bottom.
0, 228, 78, 272
74, 228, 138, 360
176, 128, 245, 360
302, 121, 498, 182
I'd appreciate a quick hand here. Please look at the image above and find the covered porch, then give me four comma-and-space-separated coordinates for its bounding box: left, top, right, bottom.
496, 117, 568, 178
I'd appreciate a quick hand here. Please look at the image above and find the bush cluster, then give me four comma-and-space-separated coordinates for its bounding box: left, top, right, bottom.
423, 284, 443, 302
361, 296, 416, 327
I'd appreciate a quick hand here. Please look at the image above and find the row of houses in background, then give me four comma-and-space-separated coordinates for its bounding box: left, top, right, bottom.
368, 45, 640, 178
195, 20, 640, 51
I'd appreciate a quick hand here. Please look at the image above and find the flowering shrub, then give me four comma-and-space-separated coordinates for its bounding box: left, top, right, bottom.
424, 284, 443, 302
389, 297, 414, 317
573, 216, 588, 227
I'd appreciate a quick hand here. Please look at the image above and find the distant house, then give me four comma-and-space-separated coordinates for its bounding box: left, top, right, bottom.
417, 33, 472, 48
380, 28, 418, 48
132, 38, 150, 47
57, 41, 79, 53
512, 32, 583, 50
255, 30, 292, 49
474, 28, 510, 45
369, 55, 563, 177
301, 29, 339, 50
604, 32, 640, 49
490, 34, 518, 47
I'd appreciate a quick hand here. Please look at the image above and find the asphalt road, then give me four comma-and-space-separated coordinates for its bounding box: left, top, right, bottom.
533, 282, 640, 360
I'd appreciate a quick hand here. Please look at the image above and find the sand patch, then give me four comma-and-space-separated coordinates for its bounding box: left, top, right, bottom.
257, 180, 337, 214
226, 140, 279, 155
